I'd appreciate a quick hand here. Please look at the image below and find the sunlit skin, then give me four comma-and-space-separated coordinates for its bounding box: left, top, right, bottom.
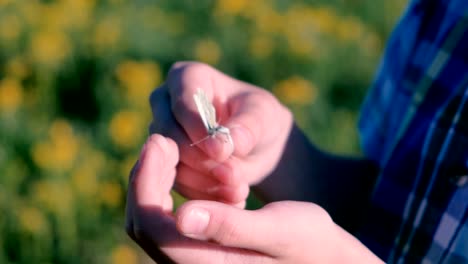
125, 62, 383, 263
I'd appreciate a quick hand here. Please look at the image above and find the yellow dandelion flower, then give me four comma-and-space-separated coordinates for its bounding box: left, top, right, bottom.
17, 206, 48, 235
273, 76, 318, 105
18, 1, 41, 25
215, 0, 248, 16
0, 14, 21, 42
5, 56, 30, 80
335, 16, 365, 42
194, 39, 221, 65
240, 0, 267, 16
285, 32, 319, 57
31, 141, 52, 170
32, 180, 74, 216
311, 7, 339, 35
283, 6, 315, 33
100, 182, 122, 208
40, 2, 72, 30
71, 165, 99, 198
71, 143, 106, 197
50, 120, 79, 169
111, 244, 138, 264
30, 30, 71, 66
115, 60, 162, 103
63, 0, 95, 29
249, 35, 274, 59
0, 78, 23, 112
92, 16, 121, 51
31, 120, 79, 171
109, 110, 145, 149
0, 0, 12, 7
254, 8, 283, 34
49, 119, 75, 142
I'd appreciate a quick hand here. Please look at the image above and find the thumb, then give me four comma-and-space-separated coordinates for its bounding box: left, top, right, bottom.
175, 200, 286, 255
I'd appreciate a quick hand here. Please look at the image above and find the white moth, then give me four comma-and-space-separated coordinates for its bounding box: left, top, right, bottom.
190, 88, 234, 149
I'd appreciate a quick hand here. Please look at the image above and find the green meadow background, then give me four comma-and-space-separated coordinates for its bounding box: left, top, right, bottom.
0, 0, 406, 263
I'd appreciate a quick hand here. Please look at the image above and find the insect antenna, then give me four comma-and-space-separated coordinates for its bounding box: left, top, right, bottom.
190, 135, 212, 147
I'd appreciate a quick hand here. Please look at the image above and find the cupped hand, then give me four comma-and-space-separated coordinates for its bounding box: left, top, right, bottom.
149, 62, 293, 206
125, 135, 383, 264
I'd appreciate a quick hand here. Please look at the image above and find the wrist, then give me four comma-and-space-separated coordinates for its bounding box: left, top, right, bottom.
252, 121, 314, 202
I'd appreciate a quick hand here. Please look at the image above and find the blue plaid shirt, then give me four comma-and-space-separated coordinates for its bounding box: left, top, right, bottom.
357, 0, 468, 263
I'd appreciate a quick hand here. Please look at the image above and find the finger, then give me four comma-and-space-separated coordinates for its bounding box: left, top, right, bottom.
132, 134, 179, 207
178, 157, 244, 186
224, 89, 289, 157
234, 200, 247, 209
174, 167, 250, 204
174, 183, 248, 206
175, 163, 219, 190
150, 84, 224, 174
125, 136, 270, 263
175, 200, 287, 255
166, 62, 242, 162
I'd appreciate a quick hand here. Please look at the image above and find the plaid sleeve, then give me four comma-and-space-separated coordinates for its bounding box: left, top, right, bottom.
357, 0, 468, 262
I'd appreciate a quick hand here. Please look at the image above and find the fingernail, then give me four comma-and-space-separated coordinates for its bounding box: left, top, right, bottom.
179, 207, 210, 238
156, 136, 169, 152
204, 138, 222, 160
148, 134, 169, 152
205, 135, 234, 162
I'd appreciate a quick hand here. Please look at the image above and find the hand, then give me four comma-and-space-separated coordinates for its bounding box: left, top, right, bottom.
149, 62, 293, 206
125, 134, 383, 264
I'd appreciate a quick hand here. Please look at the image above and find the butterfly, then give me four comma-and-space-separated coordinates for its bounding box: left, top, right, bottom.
190, 88, 234, 148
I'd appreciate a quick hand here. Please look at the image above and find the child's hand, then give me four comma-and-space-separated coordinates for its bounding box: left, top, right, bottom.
149, 62, 293, 206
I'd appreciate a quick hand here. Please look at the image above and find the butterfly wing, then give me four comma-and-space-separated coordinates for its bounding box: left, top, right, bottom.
193, 89, 218, 133
192, 89, 234, 151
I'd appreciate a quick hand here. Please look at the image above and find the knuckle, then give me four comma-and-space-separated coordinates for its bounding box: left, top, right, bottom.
259, 89, 283, 114
165, 138, 180, 165
148, 133, 165, 142
168, 61, 191, 72
180, 62, 212, 78
169, 62, 213, 84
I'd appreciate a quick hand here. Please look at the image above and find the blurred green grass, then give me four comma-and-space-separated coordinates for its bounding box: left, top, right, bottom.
0, 0, 406, 263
